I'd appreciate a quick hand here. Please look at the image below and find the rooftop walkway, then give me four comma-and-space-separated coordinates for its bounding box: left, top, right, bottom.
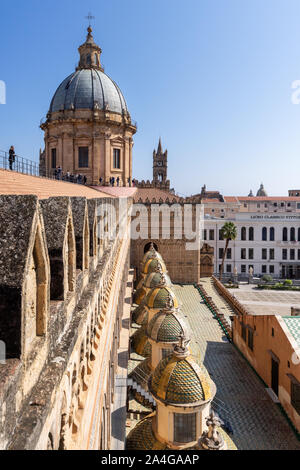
199, 277, 236, 324
0, 169, 110, 199
126, 283, 300, 449
172, 285, 300, 450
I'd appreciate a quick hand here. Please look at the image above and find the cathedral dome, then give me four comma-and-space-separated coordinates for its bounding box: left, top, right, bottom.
49, 69, 128, 115
48, 27, 128, 116
256, 183, 268, 197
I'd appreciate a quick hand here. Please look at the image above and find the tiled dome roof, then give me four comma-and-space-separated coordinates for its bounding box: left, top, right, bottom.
126, 415, 167, 450
147, 310, 188, 343
133, 286, 147, 305
149, 353, 212, 405
142, 258, 167, 275
131, 325, 151, 358
142, 246, 163, 265
126, 415, 237, 450
144, 271, 172, 289
132, 302, 147, 325
145, 286, 178, 310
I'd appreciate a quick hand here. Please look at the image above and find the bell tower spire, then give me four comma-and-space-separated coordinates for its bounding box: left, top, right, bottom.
153, 138, 168, 187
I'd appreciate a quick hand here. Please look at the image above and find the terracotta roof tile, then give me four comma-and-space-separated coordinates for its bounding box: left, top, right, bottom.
91, 186, 137, 198
0, 169, 111, 199
133, 188, 180, 202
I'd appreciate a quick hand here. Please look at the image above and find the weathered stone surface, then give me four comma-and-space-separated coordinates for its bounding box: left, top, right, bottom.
0, 195, 38, 287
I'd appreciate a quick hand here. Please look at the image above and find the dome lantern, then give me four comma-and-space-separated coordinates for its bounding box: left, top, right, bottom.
77, 26, 104, 71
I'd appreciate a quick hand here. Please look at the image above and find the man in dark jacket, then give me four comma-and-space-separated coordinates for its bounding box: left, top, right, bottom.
8, 146, 15, 170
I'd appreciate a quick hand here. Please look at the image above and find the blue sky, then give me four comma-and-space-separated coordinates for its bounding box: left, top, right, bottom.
1, 0, 300, 196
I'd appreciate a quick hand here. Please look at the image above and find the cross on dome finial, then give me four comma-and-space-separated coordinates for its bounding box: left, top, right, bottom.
86, 12, 95, 29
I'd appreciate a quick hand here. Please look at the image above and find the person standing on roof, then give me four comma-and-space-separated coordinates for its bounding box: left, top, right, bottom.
8, 146, 15, 170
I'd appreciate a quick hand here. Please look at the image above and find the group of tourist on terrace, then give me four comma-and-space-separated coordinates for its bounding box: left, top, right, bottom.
5, 145, 137, 188
53, 167, 87, 185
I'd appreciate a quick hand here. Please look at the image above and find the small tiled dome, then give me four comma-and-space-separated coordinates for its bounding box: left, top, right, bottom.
144, 271, 172, 289
142, 258, 167, 276
126, 415, 168, 450
131, 325, 151, 358
132, 301, 147, 325
149, 350, 212, 405
142, 245, 163, 265
147, 309, 188, 343
126, 415, 237, 450
145, 286, 178, 310
133, 286, 147, 305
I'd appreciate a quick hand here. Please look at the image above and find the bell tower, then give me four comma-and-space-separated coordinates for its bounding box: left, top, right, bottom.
153, 138, 168, 186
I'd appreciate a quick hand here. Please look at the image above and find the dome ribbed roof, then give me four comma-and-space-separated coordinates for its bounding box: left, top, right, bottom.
147, 311, 188, 343
142, 259, 167, 275
142, 247, 163, 265
145, 286, 178, 309
133, 286, 147, 305
144, 271, 171, 289
149, 353, 212, 405
132, 301, 147, 325
49, 69, 128, 114
131, 324, 151, 358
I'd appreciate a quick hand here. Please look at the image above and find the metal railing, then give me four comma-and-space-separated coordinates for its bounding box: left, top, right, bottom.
0, 150, 41, 177
0, 150, 89, 186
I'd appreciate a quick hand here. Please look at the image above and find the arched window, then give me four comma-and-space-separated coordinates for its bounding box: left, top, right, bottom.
298, 227, 300, 242
241, 227, 246, 241
262, 227, 267, 241
249, 227, 254, 241
86, 54, 91, 66
270, 227, 275, 241
291, 227, 296, 242
144, 241, 158, 253
283, 227, 288, 242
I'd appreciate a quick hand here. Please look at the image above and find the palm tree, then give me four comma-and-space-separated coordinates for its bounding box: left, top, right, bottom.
219, 222, 237, 281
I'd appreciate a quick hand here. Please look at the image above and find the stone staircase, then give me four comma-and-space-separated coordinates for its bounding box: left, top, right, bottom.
127, 377, 156, 406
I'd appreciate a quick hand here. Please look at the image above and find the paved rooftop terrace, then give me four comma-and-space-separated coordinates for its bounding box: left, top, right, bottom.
172, 284, 300, 450
229, 283, 300, 316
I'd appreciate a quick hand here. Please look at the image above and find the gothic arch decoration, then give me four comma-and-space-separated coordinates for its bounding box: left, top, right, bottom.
71, 197, 90, 271
0, 195, 50, 360
87, 199, 98, 261
32, 223, 49, 337
200, 243, 214, 278
40, 197, 76, 300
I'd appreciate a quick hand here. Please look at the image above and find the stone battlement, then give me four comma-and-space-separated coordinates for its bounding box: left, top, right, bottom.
0, 194, 132, 450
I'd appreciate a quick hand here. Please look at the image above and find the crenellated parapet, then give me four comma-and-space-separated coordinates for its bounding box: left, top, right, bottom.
0, 194, 133, 450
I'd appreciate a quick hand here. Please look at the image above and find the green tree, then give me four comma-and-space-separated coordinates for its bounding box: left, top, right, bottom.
219, 222, 237, 281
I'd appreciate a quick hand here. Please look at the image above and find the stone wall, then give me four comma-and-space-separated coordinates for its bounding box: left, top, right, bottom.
130, 202, 203, 284
0, 194, 132, 450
